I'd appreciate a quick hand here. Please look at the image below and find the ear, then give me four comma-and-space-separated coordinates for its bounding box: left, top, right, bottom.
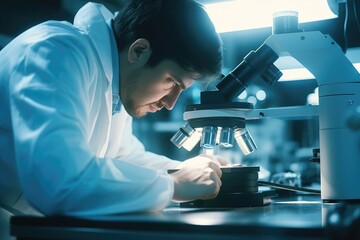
128, 38, 151, 63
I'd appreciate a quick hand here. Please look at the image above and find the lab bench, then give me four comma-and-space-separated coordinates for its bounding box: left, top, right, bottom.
10, 195, 359, 240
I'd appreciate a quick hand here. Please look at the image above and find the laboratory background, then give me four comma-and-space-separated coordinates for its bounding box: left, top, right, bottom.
0, 0, 354, 178
1, 0, 360, 239
1, 0, 354, 180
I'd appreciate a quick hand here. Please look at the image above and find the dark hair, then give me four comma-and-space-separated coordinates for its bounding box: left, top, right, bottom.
112, 0, 223, 79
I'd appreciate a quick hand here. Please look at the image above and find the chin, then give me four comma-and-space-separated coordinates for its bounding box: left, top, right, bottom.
130, 108, 148, 118
122, 102, 145, 118
134, 112, 148, 118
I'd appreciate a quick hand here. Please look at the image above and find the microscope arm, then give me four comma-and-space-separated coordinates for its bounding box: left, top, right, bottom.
260, 31, 360, 201
264, 31, 359, 86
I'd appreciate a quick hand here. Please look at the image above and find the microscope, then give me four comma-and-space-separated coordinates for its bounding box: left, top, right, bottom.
171, 12, 360, 207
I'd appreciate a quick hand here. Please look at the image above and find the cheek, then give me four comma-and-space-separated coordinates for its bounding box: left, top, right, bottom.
135, 83, 168, 104
129, 68, 170, 104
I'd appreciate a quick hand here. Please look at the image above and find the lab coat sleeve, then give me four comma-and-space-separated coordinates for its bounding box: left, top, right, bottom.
108, 113, 181, 171
9, 29, 174, 216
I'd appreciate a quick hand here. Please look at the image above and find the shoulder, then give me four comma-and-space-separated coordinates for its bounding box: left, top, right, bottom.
27, 20, 94, 53
20, 21, 98, 73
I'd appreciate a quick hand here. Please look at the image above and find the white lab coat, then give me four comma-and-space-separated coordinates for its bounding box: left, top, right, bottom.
0, 2, 180, 216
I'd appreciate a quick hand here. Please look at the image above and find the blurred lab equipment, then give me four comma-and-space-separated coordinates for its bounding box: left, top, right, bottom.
270, 172, 301, 188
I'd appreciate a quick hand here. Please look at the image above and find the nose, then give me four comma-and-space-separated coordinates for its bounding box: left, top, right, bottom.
161, 87, 182, 110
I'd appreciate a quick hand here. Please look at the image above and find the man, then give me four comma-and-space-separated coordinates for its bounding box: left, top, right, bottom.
0, 0, 225, 217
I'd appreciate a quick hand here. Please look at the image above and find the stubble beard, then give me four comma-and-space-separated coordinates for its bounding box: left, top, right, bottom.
120, 82, 144, 118
123, 98, 147, 118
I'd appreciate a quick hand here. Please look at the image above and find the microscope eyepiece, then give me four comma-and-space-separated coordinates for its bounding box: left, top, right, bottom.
216, 44, 282, 101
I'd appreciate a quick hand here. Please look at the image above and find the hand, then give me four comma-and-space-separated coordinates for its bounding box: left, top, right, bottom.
170, 155, 223, 202
201, 154, 230, 166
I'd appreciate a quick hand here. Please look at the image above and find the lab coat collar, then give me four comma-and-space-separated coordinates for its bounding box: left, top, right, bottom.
73, 2, 121, 114
108, 18, 121, 114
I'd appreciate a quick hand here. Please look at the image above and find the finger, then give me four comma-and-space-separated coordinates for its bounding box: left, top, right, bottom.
203, 156, 222, 169
214, 156, 230, 166
202, 191, 218, 200
213, 172, 222, 188
209, 161, 222, 178
202, 178, 221, 200
205, 154, 230, 166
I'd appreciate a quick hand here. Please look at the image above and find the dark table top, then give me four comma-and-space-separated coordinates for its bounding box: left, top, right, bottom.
10, 194, 359, 240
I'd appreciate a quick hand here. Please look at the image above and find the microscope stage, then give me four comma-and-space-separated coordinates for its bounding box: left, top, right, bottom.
180, 165, 277, 208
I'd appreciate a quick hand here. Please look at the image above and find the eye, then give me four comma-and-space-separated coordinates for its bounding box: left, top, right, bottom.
166, 78, 177, 88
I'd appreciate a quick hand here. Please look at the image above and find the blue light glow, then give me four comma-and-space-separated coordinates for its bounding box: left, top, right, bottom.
204, 0, 337, 33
